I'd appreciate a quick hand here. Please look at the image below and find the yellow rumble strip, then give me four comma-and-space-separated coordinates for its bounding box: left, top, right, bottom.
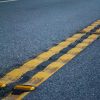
3, 33, 99, 100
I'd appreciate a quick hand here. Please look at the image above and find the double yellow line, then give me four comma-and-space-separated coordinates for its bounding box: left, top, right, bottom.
0, 20, 100, 100
0, 34, 85, 87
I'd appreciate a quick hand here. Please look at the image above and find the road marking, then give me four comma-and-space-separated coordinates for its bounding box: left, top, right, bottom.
0, 20, 100, 99
81, 26, 96, 32
4, 34, 99, 100
0, 0, 17, 3
0, 21, 99, 88
0, 34, 85, 87
81, 20, 100, 33
94, 29, 100, 35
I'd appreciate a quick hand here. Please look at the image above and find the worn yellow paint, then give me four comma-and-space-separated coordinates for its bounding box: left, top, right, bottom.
1, 20, 100, 99
75, 43, 89, 48
73, 34, 98, 49
93, 20, 100, 24
95, 29, 100, 34
4, 34, 99, 100
58, 34, 84, 47
91, 23, 99, 26
37, 51, 55, 60
81, 26, 96, 32
91, 20, 100, 26
72, 33, 85, 38
49, 45, 68, 53
58, 41, 73, 47
58, 54, 75, 62
66, 48, 83, 55
0, 33, 84, 87
81, 20, 100, 33
67, 37, 80, 42
0, 82, 6, 88
82, 34, 98, 44
0, 59, 44, 85
24, 34, 99, 88
88, 34, 99, 38
88, 34, 99, 39
83, 38, 96, 43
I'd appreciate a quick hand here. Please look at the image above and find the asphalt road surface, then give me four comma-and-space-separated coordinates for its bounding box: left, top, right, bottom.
0, 0, 100, 100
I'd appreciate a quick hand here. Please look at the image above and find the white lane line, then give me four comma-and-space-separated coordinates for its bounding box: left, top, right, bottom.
0, 0, 17, 3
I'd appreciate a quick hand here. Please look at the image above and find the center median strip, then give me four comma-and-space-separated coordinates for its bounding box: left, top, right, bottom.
0, 20, 100, 99
0, 33, 85, 88
0, 20, 99, 88
4, 33, 100, 100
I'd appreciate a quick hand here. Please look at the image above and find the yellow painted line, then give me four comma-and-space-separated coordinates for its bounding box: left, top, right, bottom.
91, 20, 100, 26
1, 20, 99, 87
93, 20, 100, 24
81, 20, 100, 33
0, 33, 85, 87
81, 26, 96, 32
94, 29, 100, 34
0, 82, 6, 88
4, 34, 99, 100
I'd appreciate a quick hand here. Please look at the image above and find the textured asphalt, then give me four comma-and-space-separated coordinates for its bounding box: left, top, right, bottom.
0, 0, 100, 99
25, 38, 100, 100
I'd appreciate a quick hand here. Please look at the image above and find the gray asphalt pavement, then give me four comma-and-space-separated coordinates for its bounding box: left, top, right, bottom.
25, 38, 100, 100
0, 0, 100, 99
